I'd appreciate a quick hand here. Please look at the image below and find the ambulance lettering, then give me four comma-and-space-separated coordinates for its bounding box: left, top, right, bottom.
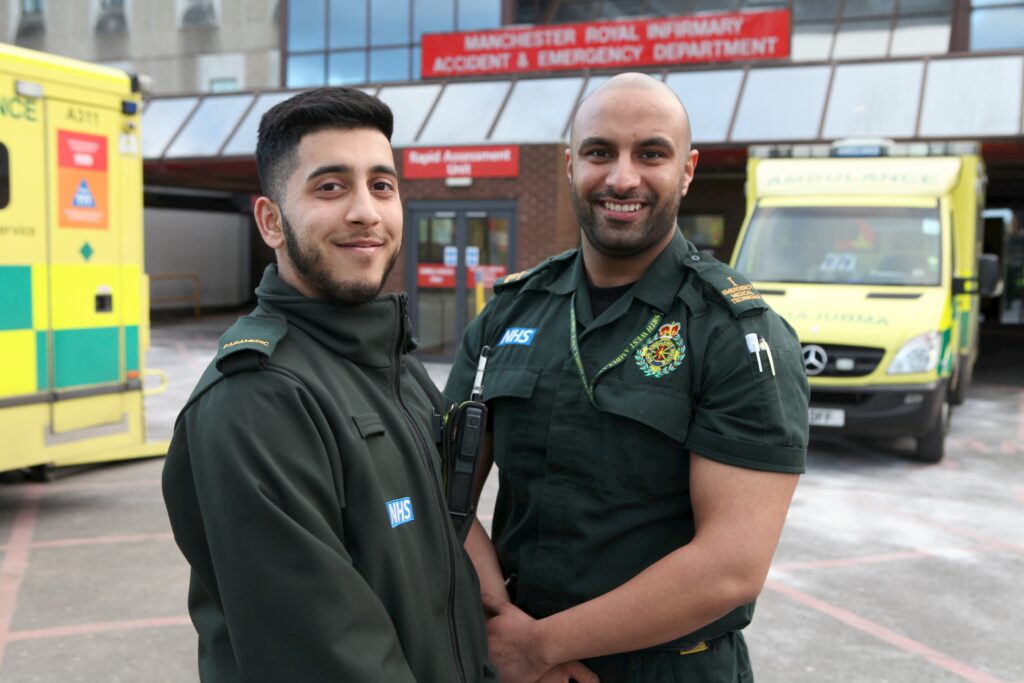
386, 497, 415, 528
497, 327, 537, 346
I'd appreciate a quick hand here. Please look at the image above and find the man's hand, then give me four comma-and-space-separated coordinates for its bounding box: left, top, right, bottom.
482, 593, 598, 683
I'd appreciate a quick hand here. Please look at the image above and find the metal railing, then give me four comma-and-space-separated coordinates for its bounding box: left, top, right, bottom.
150, 272, 201, 318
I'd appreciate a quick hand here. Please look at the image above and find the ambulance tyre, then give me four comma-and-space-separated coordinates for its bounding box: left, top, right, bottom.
26, 464, 52, 482
951, 355, 972, 406
915, 398, 949, 464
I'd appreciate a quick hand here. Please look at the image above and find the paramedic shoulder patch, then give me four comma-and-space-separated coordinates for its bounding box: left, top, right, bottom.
721, 276, 762, 306
215, 313, 288, 375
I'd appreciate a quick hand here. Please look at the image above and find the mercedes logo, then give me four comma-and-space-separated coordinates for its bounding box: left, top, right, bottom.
802, 344, 828, 376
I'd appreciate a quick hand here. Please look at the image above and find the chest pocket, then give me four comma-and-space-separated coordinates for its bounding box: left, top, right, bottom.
352, 413, 385, 438
482, 366, 544, 484
350, 411, 418, 497
591, 377, 692, 500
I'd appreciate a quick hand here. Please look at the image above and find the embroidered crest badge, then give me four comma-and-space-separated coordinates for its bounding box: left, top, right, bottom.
635, 322, 686, 378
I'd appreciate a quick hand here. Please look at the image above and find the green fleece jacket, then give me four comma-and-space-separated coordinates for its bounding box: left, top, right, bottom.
162, 266, 497, 683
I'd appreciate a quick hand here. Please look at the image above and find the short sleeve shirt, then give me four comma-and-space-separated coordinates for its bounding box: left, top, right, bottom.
444, 232, 809, 641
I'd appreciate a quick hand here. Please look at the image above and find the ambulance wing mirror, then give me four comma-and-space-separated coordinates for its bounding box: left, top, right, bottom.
977, 253, 1002, 298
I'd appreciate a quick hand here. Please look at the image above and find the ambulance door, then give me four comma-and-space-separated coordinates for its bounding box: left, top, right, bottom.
0, 73, 49, 469
44, 87, 128, 437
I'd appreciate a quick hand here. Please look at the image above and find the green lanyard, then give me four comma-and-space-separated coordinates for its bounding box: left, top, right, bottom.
568, 292, 662, 408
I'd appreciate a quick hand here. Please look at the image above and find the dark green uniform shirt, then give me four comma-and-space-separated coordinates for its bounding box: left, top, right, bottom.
164, 266, 497, 683
446, 232, 808, 658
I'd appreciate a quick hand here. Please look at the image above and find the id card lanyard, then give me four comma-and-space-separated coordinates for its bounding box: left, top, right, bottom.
568, 291, 661, 408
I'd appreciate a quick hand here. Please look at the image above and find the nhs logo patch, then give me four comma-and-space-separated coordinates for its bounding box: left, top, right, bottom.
386, 497, 415, 528
498, 327, 536, 346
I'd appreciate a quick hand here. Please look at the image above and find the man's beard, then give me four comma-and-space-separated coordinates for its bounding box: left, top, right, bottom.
281, 214, 399, 305
570, 183, 681, 258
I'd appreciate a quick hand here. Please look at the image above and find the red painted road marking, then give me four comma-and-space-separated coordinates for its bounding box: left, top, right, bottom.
766, 579, 1007, 683
0, 489, 43, 670
967, 439, 992, 454
773, 542, 1014, 572
1002, 439, 1023, 455
7, 615, 192, 642
858, 498, 1011, 548
0, 532, 174, 552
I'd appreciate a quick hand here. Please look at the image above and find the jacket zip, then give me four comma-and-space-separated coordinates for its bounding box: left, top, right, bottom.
392, 295, 468, 683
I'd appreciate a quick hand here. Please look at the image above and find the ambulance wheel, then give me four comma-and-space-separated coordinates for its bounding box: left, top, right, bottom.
26, 464, 53, 482
915, 400, 949, 464
950, 356, 972, 406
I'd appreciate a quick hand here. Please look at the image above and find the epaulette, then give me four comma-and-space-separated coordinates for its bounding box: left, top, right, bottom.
494, 249, 577, 291
214, 312, 289, 376
682, 254, 768, 318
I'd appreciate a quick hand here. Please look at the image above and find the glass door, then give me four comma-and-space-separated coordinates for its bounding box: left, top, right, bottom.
408, 205, 514, 359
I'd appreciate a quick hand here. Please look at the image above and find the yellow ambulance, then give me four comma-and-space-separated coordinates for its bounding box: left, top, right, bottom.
732, 139, 999, 463
0, 43, 164, 477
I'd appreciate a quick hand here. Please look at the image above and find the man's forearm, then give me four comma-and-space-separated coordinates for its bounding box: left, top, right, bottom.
531, 457, 799, 668
464, 516, 510, 602
532, 539, 757, 666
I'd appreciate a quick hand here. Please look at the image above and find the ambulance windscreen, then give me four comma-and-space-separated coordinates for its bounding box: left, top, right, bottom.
734, 205, 942, 286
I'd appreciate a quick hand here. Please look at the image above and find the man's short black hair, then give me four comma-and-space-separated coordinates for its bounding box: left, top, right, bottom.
255, 87, 394, 203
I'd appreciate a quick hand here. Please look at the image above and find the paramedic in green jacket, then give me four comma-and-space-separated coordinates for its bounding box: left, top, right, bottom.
162, 88, 501, 683
446, 73, 810, 682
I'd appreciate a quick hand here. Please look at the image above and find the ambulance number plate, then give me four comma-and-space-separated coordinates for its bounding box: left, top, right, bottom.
808, 408, 845, 427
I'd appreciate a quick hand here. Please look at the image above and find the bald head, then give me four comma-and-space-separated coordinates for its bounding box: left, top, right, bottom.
571, 73, 692, 151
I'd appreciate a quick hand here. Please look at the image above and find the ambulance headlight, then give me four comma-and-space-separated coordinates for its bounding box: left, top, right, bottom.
888, 332, 941, 375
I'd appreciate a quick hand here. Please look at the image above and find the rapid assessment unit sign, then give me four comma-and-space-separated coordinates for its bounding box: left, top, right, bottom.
422, 9, 790, 78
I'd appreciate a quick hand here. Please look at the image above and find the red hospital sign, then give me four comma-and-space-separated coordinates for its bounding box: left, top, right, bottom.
403, 146, 520, 179
422, 9, 790, 78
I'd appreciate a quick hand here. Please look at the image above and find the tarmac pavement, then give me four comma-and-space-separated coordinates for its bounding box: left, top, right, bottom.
0, 314, 1021, 682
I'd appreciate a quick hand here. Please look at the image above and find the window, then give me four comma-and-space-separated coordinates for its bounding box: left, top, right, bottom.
208, 77, 238, 93
330, 0, 366, 48
490, 77, 584, 142
287, 54, 326, 88
178, 0, 218, 28
286, 0, 501, 87
735, 206, 943, 287
0, 144, 9, 210
664, 70, 744, 143
732, 66, 831, 141
370, 0, 410, 45
329, 51, 367, 85
919, 56, 1024, 137
375, 84, 443, 145
94, 0, 127, 34
455, 0, 499, 25
823, 62, 923, 138
679, 215, 725, 250
140, 98, 199, 158
165, 95, 254, 158
970, 3, 1024, 51
414, 0, 454, 41
369, 47, 410, 82
17, 0, 45, 41
290, 0, 325, 51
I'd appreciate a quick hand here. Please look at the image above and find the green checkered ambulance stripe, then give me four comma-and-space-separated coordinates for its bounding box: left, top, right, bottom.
36, 325, 140, 390
0, 266, 33, 330
124, 325, 139, 373
939, 326, 954, 376
36, 330, 48, 390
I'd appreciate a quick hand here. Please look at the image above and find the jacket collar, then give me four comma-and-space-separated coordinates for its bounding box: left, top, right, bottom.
254, 265, 413, 369
544, 229, 696, 309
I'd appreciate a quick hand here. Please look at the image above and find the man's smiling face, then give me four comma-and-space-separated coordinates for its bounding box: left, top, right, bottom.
567, 83, 697, 260
273, 127, 402, 304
